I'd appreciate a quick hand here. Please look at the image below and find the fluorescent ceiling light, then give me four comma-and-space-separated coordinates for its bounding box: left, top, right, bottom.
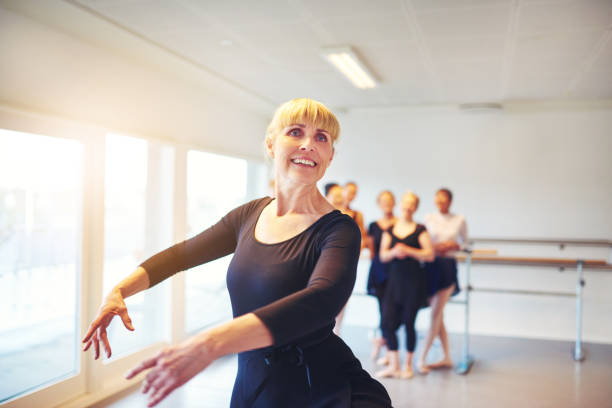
321, 47, 376, 89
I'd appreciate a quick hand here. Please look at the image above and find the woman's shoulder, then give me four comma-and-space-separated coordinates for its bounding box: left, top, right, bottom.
368, 220, 380, 233
223, 196, 272, 226
317, 210, 361, 242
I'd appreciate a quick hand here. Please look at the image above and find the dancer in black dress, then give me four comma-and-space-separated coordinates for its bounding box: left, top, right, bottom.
366, 191, 397, 362
376, 192, 433, 379
81, 98, 391, 407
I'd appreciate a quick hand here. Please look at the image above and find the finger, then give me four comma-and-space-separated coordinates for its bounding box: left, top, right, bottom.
142, 368, 161, 394
82, 339, 92, 352
147, 381, 177, 408
125, 356, 158, 379
100, 329, 111, 358
93, 332, 100, 360
82, 316, 103, 343
119, 310, 135, 331
146, 372, 168, 396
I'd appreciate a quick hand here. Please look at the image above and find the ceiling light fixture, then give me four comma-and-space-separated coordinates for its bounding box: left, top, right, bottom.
321, 47, 376, 89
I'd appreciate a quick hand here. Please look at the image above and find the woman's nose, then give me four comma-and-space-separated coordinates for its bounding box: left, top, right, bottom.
299, 136, 315, 150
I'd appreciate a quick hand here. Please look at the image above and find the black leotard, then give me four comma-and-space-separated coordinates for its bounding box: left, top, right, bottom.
140, 197, 391, 407
380, 224, 428, 352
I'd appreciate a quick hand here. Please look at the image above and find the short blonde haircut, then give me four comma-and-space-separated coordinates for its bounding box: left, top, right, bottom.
402, 191, 420, 210
266, 98, 340, 146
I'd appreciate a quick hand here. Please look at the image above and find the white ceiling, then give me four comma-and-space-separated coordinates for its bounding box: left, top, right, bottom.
64, 0, 612, 108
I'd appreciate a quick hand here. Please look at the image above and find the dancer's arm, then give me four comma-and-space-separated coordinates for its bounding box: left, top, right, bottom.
379, 231, 397, 262
125, 313, 273, 408
397, 230, 435, 262
82, 198, 263, 360
82, 266, 149, 359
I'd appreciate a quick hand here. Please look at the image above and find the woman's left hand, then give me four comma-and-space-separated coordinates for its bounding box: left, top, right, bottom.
125, 334, 216, 408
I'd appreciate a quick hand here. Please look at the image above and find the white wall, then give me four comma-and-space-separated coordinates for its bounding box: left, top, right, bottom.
0, 6, 270, 159
328, 105, 612, 239
331, 105, 612, 344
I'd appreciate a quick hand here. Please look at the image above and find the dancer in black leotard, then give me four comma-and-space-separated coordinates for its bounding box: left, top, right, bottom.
366, 191, 396, 362
81, 98, 391, 407
376, 191, 433, 379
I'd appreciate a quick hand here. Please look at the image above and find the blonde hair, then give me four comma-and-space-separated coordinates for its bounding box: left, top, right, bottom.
402, 191, 420, 210
266, 98, 340, 146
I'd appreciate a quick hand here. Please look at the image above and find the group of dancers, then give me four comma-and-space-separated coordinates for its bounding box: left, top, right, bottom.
325, 182, 468, 379
83, 98, 467, 406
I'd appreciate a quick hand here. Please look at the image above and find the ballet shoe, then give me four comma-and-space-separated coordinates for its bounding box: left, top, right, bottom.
376, 356, 390, 366
375, 367, 401, 379
400, 369, 414, 379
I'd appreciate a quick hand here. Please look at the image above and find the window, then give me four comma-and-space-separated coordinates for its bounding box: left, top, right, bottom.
0, 129, 82, 402
185, 150, 248, 333
102, 134, 169, 358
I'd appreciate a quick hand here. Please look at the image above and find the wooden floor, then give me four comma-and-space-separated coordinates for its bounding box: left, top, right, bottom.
95, 326, 612, 408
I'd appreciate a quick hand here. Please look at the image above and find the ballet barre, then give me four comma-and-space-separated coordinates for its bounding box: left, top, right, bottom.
453, 251, 612, 375
469, 237, 612, 249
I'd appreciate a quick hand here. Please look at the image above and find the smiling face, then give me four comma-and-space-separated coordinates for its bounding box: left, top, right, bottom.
267, 120, 335, 187
400, 192, 419, 221
434, 190, 451, 214
265, 98, 340, 190
344, 183, 357, 204
326, 184, 346, 209
377, 191, 395, 217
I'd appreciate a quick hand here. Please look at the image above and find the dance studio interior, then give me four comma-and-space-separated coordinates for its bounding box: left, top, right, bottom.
1, 1, 611, 407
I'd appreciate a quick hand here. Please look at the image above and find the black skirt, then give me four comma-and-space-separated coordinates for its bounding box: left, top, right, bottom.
425, 256, 460, 297
230, 334, 392, 407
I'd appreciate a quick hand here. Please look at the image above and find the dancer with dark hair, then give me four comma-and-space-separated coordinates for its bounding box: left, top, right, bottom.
344, 181, 367, 246
419, 187, 468, 372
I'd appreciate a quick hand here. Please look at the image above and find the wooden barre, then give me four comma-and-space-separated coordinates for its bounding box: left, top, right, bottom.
455, 254, 612, 270
469, 237, 612, 247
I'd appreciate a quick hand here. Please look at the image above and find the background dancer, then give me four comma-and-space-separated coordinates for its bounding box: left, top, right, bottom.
377, 192, 433, 379
419, 188, 468, 372
366, 190, 397, 364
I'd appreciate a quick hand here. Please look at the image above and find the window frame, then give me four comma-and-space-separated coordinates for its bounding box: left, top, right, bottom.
0, 107, 268, 408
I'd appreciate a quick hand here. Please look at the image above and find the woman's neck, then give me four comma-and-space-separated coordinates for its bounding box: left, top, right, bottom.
399, 217, 414, 225
378, 213, 395, 224
273, 181, 331, 216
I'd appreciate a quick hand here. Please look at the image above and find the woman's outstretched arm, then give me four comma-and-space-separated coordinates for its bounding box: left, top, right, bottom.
82, 266, 150, 359
125, 313, 273, 408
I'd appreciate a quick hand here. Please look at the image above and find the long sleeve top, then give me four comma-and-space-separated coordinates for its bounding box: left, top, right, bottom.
424, 211, 468, 250
140, 197, 361, 347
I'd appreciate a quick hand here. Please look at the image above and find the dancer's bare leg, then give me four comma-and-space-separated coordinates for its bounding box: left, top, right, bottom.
429, 285, 455, 369
371, 335, 386, 361
417, 295, 441, 373
432, 318, 453, 368
419, 284, 454, 371
401, 351, 414, 379
376, 350, 401, 378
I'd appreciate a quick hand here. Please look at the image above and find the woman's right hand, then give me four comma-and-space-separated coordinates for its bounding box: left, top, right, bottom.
392, 244, 408, 260
82, 288, 135, 359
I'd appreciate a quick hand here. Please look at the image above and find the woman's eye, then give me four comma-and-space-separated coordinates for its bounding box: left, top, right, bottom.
289, 129, 301, 137
317, 134, 328, 142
